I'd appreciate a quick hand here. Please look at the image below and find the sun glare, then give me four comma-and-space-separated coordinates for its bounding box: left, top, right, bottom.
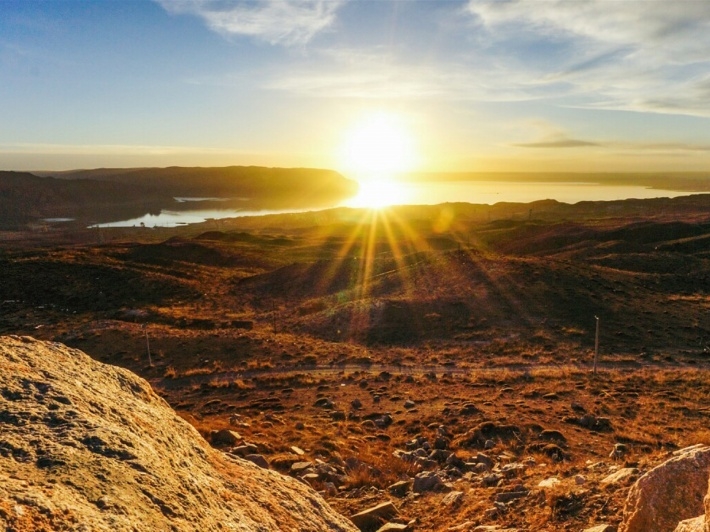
339, 112, 418, 176
346, 179, 412, 209
338, 111, 419, 209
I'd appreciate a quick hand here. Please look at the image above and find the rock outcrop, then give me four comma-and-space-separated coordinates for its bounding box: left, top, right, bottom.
0, 336, 357, 531
619, 445, 710, 532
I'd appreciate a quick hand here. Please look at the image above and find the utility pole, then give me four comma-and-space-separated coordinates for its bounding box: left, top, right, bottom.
593, 316, 600, 375
143, 324, 153, 367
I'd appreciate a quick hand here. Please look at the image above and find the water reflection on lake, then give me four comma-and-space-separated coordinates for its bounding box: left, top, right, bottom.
92, 207, 312, 228
92, 181, 697, 228
341, 180, 693, 208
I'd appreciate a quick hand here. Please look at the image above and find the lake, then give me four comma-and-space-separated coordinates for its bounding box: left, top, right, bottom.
94, 180, 699, 228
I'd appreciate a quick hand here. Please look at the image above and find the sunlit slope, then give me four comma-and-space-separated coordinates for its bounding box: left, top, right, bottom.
0, 166, 358, 228
43, 166, 358, 201
0, 171, 168, 229
225, 204, 709, 349
1, 197, 708, 356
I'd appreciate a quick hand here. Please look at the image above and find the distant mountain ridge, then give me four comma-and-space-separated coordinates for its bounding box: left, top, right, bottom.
0, 166, 359, 229
37, 166, 357, 197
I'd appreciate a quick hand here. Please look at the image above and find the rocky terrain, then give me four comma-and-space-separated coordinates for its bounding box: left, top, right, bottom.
1, 194, 710, 529
0, 335, 356, 531
5, 336, 710, 531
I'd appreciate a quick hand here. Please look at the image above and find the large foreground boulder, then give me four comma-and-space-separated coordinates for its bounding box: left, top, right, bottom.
619, 445, 710, 532
0, 336, 357, 531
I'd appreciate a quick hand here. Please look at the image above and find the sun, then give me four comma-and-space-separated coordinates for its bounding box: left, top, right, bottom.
339, 112, 418, 176
338, 111, 419, 208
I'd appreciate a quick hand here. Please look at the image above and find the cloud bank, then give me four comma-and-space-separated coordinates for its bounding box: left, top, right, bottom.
466, 0, 710, 117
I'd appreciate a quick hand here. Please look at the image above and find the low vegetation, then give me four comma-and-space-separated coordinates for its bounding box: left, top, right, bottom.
2, 194, 710, 530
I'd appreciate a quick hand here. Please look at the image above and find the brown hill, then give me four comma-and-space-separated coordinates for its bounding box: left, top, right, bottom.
0, 171, 167, 229
0, 166, 358, 229
41, 165, 358, 200
0, 335, 356, 532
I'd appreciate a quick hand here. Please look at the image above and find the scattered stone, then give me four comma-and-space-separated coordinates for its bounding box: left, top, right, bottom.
404, 400, 415, 409
446, 453, 466, 469
331, 410, 346, 421
601, 467, 639, 487
619, 445, 710, 532
574, 474, 587, 485
538, 477, 560, 489
434, 436, 450, 450
441, 491, 464, 507
540, 443, 569, 462
351, 398, 363, 409
388, 480, 412, 497
374, 414, 394, 428
429, 449, 451, 462
291, 461, 314, 475
500, 462, 526, 477
459, 403, 479, 415
231, 443, 258, 457
565, 414, 613, 432
413, 471, 447, 493
323, 482, 338, 497
538, 429, 567, 445
571, 402, 587, 413
457, 422, 521, 448
674, 516, 704, 532
482, 473, 503, 487
610, 443, 628, 460
291, 446, 305, 456
314, 397, 334, 409
350, 501, 398, 531
212, 429, 242, 446
415, 457, 438, 470
476, 452, 494, 469
495, 489, 529, 503
244, 454, 269, 469
375, 523, 409, 532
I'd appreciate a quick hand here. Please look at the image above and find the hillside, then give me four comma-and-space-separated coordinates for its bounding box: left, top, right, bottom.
2, 195, 710, 530
0, 166, 358, 229
0, 171, 168, 229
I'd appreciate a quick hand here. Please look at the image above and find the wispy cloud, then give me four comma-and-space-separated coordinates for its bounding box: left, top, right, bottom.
465, 0, 710, 117
267, 46, 569, 101
515, 138, 599, 149
513, 137, 710, 153
156, 0, 344, 46
612, 142, 710, 153
263, 1, 710, 118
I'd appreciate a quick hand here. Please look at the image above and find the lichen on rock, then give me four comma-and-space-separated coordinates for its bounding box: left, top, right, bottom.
0, 335, 357, 531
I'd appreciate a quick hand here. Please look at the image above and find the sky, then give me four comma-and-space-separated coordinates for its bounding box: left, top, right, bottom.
2, 0, 710, 177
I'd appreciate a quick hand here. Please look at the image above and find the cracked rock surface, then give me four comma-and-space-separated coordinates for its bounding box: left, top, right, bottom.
0, 335, 357, 532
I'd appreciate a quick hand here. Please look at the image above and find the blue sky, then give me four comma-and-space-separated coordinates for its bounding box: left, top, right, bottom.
2, 0, 710, 174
